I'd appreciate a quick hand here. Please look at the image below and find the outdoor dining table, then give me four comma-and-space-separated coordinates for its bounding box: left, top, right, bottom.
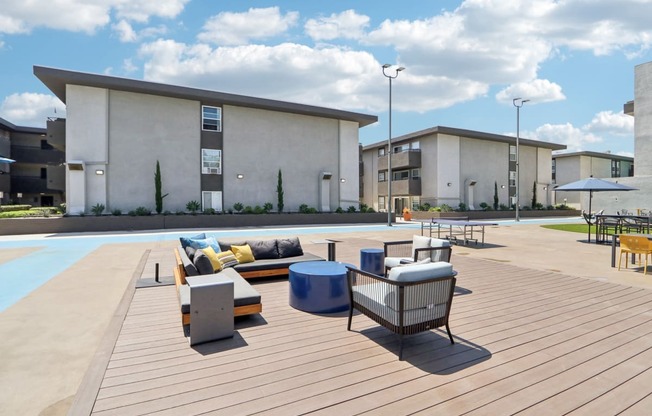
595, 214, 650, 244
609, 234, 652, 267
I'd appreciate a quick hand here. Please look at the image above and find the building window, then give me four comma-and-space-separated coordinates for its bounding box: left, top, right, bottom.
201, 149, 222, 174
411, 197, 420, 211
378, 171, 386, 182
378, 147, 386, 156
611, 160, 621, 177
509, 170, 516, 187
202, 106, 222, 132
411, 168, 420, 178
202, 191, 223, 212
393, 170, 409, 180
509, 145, 516, 161
411, 141, 420, 150
378, 196, 386, 210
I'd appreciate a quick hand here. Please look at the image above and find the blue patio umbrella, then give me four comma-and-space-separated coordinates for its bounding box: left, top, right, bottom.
554, 177, 638, 242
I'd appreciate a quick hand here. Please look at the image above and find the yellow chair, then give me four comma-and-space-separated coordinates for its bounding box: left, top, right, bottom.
618, 235, 652, 275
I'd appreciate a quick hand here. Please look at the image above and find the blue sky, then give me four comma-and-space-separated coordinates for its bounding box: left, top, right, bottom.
1, 0, 651, 156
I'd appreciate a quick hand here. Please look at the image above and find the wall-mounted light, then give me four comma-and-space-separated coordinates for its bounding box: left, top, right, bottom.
447, 182, 452, 187
340, 178, 346, 183
17, 193, 22, 198
236, 174, 244, 179
501, 185, 506, 189
543, 186, 548, 191
95, 169, 104, 175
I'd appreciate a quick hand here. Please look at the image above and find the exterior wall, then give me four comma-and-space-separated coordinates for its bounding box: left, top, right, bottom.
361, 147, 378, 209
223, 106, 345, 212
460, 136, 509, 209
634, 62, 652, 176
435, 134, 459, 206
107, 90, 200, 213
338, 120, 360, 209
536, 148, 553, 206
66, 85, 108, 213
0, 127, 10, 203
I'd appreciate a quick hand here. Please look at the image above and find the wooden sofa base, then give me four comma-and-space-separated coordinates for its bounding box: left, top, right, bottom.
238, 267, 290, 279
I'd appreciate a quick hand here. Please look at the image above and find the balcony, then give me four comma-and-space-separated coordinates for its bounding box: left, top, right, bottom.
10, 176, 64, 194
378, 149, 421, 170
10, 145, 65, 165
377, 178, 421, 196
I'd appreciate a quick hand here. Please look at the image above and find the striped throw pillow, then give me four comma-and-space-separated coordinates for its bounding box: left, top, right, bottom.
215, 250, 239, 271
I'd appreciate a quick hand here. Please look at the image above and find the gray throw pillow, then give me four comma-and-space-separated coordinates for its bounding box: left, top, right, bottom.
218, 240, 246, 252
193, 249, 214, 275
277, 237, 303, 258
246, 239, 280, 259
185, 246, 197, 261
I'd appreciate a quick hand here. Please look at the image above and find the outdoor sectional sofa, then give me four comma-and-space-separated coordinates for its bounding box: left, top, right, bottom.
173, 235, 324, 325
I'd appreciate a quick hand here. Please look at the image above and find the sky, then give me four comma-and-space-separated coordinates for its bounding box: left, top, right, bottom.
1, 0, 651, 157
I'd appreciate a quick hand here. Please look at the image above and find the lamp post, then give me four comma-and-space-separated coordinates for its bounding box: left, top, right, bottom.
512, 97, 529, 222
382, 64, 405, 226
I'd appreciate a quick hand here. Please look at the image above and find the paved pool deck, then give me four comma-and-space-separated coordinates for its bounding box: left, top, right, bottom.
0, 218, 650, 415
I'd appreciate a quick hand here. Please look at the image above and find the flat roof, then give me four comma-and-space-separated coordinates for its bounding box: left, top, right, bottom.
362, 125, 566, 151
553, 151, 633, 162
34, 66, 378, 127
0, 117, 46, 134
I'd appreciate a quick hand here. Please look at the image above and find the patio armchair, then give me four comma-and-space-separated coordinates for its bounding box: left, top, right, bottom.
346, 262, 457, 360
618, 235, 652, 275
384, 235, 452, 275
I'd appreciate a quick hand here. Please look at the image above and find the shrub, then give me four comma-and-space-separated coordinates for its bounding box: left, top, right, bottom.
263, 202, 273, 213
0, 204, 32, 213
111, 208, 122, 216
556, 203, 572, 210
186, 200, 201, 214
243, 205, 254, 214
91, 203, 105, 216
135, 206, 151, 216
546, 205, 554, 210
499, 203, 510, 211
359, 203, 369, 213
233, 202, 243, 213
419, 202, 431, 211
253, 205, 265, 214
347, 206, 357, 213
299, 204, 309, 213
479, 202, 489, 210
335, 207, 344, 213
163, 210, 171, 215
366, 207, 375, 213
203, 208, 216, 215
175, 210, 185, 215
457, 203, 468, 212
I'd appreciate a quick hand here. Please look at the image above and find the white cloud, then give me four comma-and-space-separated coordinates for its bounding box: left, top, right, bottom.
0, 93, 65, 127
112, 19, 167, 43
496, 79, 566, 104
0, 0, 187, 34
197, 7, 299, 46
305, 10, 370, 41
525, 123, 603, 153
583, 110, 634, 136
113, 20, 137, 42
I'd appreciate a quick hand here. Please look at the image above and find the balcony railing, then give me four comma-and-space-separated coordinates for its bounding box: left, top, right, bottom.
378, 149, 421, 170
10, 176, 64, 193
10, 145, 65, 165
378, 177, 421, 196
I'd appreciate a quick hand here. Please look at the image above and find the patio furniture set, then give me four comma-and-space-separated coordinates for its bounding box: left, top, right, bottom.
173, 233, 458, 359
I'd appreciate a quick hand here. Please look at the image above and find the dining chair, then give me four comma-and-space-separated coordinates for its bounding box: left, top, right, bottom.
618, 235, 652, 275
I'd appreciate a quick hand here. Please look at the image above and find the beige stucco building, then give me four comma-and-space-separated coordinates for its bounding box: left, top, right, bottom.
552, 151, 634, 209
34, 66, 376, 215
361, 126, 565, 213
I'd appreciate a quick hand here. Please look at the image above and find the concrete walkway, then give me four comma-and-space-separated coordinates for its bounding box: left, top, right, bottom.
0, 220, 649, 415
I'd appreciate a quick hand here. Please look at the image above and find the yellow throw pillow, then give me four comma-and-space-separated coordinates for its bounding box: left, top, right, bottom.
231, 244, 255, 264
202, 246, 222, 272
215, 250, 238, 270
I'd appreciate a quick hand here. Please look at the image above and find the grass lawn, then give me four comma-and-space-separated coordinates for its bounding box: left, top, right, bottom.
541, 223, 591, 234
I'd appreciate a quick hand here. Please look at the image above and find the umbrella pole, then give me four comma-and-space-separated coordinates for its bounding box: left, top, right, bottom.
588, 190, 593, 243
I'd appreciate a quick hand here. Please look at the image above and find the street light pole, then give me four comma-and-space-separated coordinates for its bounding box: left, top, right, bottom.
512, 98, 529, 222
382, 64, 405, 227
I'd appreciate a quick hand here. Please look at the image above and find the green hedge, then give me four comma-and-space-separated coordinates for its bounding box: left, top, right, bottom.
0, 207, 60, 218
0, 205, 32, 213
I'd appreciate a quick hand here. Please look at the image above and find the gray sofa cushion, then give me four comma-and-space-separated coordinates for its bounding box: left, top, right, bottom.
178, 247, 199, 277
179, 268, 262, 314
246, 239, 280, 259
233, 252, 324, 272
193, 249, 214, 275
277, 237, 303, 258
218, 240, 246, 252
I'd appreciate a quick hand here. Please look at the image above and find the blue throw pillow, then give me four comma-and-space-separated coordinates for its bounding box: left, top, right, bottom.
180, 236, 220, 253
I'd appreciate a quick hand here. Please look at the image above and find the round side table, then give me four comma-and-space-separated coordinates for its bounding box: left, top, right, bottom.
360, 248, 384, 276
289, 261, 352, 313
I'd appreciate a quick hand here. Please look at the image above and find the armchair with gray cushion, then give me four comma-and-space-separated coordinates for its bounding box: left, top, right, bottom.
384, 234, 452, 274
346, 262, 457, 360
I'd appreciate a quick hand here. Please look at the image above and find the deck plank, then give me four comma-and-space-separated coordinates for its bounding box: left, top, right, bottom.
86, 253, 652, 416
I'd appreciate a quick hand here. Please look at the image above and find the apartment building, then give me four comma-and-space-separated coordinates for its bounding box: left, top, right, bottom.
361, 126, 565, 213
34, 66, 376, 214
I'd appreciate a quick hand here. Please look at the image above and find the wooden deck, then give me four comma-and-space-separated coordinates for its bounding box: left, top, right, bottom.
85, 254, 652, 415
